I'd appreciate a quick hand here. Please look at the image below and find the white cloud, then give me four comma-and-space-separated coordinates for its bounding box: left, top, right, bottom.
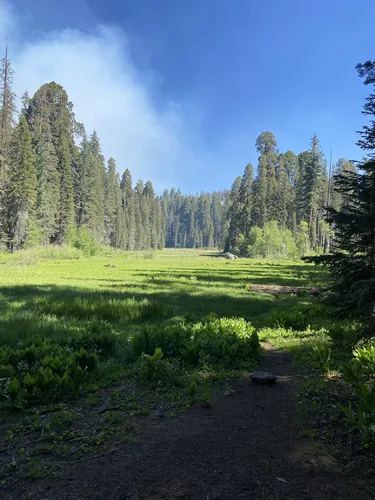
0, 1, 198, 192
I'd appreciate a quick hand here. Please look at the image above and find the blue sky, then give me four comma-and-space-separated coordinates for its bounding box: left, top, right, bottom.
2, 0, 375, 192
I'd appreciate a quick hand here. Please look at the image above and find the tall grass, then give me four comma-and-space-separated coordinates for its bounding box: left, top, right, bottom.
0, 245, 83, 265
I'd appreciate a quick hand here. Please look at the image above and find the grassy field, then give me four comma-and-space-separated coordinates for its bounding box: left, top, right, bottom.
0, 248, 328, 344
1, 247, 362, 483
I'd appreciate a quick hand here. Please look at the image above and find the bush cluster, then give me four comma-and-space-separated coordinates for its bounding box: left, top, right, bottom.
129, 314, 260, 386
0, 331, 117, 407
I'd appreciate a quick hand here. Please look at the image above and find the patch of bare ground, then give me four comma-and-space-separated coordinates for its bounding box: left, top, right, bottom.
3, 345, 371, 500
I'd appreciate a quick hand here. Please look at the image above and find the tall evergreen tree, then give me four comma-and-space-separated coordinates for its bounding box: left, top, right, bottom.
275, 154, 293, 227
120, 169, 135, 250
34, 132, 60, 243
253, 132, 278, 226
226, 176, 242, 250
238, 163, 254, 236
104, 157, 119, 246
7, 114, 37, 250
313, 61, 375, 326
0, 44, 16, 247
57, 132, 75, 242
27, 82, 77, 243
330, 158, 357, 212
303, 135, 326, 250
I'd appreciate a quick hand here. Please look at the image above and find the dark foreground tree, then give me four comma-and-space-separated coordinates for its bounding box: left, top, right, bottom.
313, 61, 375, 328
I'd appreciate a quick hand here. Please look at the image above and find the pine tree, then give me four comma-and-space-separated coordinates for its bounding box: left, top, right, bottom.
253, 132, 278, 226
330, 158, 357, 211
87, 131, 105, 243
315, 61, 375, 325
34, 132, 60, 244
275, 154, 293, 227
226, 176, 242, 251
27, 82, 77, 243
7, 114, 37, 250
238, 163, 254, 236
0, 43, 16, 247
120, 169, 135, 250
104, 157, 119, 246
304, 135, 326, 250
295, 150, 311, 225
211, 192, 223, 246
135, 180, 146, 249
58, 132, 75, 242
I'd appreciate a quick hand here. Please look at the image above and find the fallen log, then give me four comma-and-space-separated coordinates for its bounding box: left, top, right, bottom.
247, 284, 329, 296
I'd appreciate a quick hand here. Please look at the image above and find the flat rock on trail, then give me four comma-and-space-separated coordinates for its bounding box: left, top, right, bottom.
7, 345, 370, 500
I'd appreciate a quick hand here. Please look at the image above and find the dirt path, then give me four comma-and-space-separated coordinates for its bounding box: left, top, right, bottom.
6, 346, 370, 500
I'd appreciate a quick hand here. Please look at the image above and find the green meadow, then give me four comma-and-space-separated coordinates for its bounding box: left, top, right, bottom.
0, 248, 328, 346
1, 247, 366, 485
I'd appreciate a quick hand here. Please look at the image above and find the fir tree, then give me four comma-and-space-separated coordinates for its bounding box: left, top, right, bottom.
34, 132, 60, 244
0, 43, 16, 247
120, 169, 135, 250
238, 163, 254, 236
253, 132, 278, 226
226, 176, 242, 250
104, 157, 119, 246
7, 114, 37, 250
316, 61, 375, 326
57, 132, 75, 242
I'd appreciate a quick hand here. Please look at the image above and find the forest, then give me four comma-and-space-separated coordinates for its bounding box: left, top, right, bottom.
0, 46, 355, 257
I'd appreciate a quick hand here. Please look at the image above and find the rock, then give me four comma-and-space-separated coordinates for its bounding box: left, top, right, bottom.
150, 409, 165, 419
226, 253, 236, 260
251, 371, 276, 385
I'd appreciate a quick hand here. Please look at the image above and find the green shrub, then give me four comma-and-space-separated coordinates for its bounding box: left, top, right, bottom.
234, 222, 299, 259
129, 322, 189, 360
143, 251, 155, 260
0, 245, 83, 265
312, 343, 331, 372
191, 315, 260, 368
0, 333, 108, 407
67, 225, 98, 256
129, 315, 260, 371
341, 343, 375, 446
266, 303, 326, 331
327, 320, 360, 348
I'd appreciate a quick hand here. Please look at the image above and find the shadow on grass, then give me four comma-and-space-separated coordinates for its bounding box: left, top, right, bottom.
0, 281, 325, 345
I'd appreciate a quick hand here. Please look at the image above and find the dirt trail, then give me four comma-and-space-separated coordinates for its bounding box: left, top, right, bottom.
7, 345, 370, 500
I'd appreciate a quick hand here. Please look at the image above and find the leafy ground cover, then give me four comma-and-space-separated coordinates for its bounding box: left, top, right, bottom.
0, 248, 371, 493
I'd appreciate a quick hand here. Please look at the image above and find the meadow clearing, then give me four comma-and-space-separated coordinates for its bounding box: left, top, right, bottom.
0, 248, 370, 497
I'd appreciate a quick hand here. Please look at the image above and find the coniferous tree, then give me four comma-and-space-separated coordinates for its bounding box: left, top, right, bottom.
104, 157, 119, 246
58, 132, 75, 242
253, 132, 278, 226
318, 61, 375, 324
34, 132, 60, 244
7, 114, 37, 250
275, 154, 293, 227
238, 163, 254, 236
87, 131, 105, 243
330, 158, 357, 211
27, 82, 76, 243
295, 150, 311, 225
120, 169, 135, 250
226, 176, 242, 250
304, 135, 327, 250
0, 44, 16, 247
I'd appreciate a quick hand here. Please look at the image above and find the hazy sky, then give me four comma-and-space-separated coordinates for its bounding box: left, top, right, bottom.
1, 0, 375, 192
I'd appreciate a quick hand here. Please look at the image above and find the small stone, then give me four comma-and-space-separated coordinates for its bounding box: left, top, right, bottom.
251, 371, 276, 385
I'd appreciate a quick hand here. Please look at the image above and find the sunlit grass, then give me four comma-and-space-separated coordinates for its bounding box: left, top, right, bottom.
0, 248, 329, 347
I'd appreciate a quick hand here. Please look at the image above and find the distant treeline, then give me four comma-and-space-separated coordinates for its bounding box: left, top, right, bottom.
0, 46, 353, 254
